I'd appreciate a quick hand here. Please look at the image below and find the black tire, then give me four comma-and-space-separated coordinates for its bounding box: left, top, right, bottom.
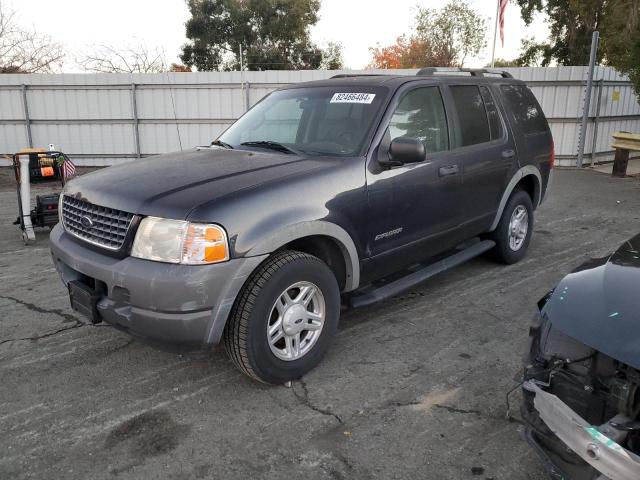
490, 188, 534, 264
223, 250, 340, 384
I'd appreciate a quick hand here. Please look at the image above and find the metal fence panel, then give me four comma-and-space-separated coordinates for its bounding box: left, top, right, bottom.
1, 66, 639, 167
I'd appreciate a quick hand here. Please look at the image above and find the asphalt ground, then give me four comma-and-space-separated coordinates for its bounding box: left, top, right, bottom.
2, 167, 640, 480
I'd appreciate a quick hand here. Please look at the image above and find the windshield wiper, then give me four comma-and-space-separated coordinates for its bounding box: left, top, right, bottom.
211, 139, 234, 149
240, 140, 300, 155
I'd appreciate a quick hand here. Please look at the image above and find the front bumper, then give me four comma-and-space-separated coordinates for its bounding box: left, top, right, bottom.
49, 223, 267, 348
524, 381, 640, 480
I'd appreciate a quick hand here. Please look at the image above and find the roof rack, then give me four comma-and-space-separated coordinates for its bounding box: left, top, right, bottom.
329, 74, 389, 79
416, 68, 513, 79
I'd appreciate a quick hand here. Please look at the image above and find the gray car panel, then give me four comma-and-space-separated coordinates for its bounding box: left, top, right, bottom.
50, 224, 268, 346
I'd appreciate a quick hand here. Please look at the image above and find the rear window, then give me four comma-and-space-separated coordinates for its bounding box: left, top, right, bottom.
500, 85, 547, 133
450, 85, 491, 147
479, 86, 503, 140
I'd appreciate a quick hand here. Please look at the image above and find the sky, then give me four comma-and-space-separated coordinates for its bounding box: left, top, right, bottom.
8, 0, 550, 71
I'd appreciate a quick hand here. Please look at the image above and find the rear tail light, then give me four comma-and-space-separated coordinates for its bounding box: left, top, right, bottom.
550, 140, 555, 169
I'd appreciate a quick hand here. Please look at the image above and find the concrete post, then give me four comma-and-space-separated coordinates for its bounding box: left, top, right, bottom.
18, 155, 35, 241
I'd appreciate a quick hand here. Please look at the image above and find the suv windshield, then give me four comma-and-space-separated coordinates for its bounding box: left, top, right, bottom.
218, 86, 388, 156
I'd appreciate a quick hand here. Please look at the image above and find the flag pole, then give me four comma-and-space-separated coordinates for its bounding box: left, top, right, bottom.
491, 0, 499, 68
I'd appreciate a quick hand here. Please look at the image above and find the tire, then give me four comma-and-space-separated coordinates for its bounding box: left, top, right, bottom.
490, 188, 534, 264
223, 250, 340, 384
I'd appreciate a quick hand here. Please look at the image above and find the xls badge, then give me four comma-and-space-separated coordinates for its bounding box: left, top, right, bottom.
374, 227, 403, 241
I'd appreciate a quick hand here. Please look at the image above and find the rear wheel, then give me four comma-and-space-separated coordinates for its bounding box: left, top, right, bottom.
491, 189, 533, 264
223, 250, 340, 384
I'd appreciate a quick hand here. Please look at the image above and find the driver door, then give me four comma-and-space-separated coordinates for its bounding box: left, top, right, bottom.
364, 85, 463, 275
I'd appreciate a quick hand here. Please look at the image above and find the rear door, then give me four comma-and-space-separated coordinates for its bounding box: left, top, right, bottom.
445, 83, 516, 232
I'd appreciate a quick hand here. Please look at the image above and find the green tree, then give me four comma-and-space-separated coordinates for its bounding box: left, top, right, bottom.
515, 0, 640, 96
181, 0, 332, 71
600, 0, 640, 98
368, 0, 487, 69
414, 0, 487, 67
515, 0, 606, 65
320, 41, 344, 70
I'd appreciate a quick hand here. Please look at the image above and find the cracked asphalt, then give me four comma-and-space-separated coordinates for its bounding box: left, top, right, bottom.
2, 167, 640, 480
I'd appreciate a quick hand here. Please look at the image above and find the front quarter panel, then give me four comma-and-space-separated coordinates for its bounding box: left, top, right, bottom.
186, 156, 368, 291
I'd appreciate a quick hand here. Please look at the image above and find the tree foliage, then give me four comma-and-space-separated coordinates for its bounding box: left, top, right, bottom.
414, 0, 487, 67
369, 0, 487, 69
369, 36, 436, 69
600, 0, 640, 98
319, 41, 344, 70
181, 0, 339, 71
515, 0, 640, 96
485, 57, 520, 67
77, 43, 167, 73
515, 0, 605, 66
0, 1, 64, 73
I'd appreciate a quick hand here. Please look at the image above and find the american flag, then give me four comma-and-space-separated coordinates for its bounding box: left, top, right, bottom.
499, 0, 509, 47
61, 156, 76, 179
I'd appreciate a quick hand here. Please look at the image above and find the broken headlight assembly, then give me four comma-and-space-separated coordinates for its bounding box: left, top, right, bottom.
522, 314, 640, 477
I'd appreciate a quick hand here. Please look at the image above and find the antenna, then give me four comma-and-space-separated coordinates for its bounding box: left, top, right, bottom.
239, 44, 246, 112
162, 47, 183, 151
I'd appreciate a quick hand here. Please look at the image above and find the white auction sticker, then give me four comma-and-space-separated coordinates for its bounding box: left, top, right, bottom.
330, 92, 376, 104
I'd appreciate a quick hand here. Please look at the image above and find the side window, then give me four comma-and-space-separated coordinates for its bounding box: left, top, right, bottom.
387, 87, 448, 153
450, 85, 491, 147
500, 85, 547, 133
239, 97, 303, 144
479, 85, 503, 140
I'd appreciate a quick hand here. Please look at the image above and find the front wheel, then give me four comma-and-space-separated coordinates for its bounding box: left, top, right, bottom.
223, 250, 340, 384
490, 189, 534, 264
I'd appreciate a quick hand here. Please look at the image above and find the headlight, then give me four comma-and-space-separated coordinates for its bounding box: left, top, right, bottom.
131, 216, 229, 264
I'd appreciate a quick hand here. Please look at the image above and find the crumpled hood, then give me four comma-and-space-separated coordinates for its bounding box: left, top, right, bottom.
543, 234, 640, 369
64, 148, 325, 220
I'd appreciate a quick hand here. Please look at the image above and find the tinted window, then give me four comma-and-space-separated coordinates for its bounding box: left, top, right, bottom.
500, 84, 547, 133
479, 85, 503, 140
388, 87, 448, 153
450, 85, 491, 147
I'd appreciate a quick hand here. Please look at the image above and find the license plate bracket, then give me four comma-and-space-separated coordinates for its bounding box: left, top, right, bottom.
68, 280, 102, 324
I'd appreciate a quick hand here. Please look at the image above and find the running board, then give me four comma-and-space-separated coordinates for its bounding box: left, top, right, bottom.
350, 239, 496, 308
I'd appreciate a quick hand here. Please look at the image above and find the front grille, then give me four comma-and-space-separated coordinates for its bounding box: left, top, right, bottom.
62, 196, 134, 250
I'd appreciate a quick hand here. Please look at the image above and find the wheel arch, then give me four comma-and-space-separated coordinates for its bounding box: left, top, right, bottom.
244, 221, 360, 292
489, 166, 542, 232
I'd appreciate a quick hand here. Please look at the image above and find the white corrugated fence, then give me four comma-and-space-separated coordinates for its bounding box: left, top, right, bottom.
1, 66, 639, 167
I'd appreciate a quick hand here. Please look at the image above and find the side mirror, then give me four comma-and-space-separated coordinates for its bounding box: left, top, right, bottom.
383, 137, 425, 166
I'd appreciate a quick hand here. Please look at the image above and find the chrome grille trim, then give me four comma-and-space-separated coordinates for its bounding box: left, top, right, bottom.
62, 196, 134, 251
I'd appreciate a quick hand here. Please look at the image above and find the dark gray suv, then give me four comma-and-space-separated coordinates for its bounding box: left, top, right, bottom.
50, 68, 553, 383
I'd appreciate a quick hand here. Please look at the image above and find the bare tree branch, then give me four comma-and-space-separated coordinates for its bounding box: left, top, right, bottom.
0, 1, 64, 73
76, 43, 168, 73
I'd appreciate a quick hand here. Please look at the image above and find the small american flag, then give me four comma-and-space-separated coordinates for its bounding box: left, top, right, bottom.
499, 0, 508, 47
61, 156, 76, 179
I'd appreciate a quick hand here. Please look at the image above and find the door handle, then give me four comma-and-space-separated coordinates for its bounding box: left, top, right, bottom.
501, 149, 516, 159
439, 164, 459, 177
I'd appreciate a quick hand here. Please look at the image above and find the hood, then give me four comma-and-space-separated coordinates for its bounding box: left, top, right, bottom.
64, 148, 329, 220
543, 233, 640, 369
